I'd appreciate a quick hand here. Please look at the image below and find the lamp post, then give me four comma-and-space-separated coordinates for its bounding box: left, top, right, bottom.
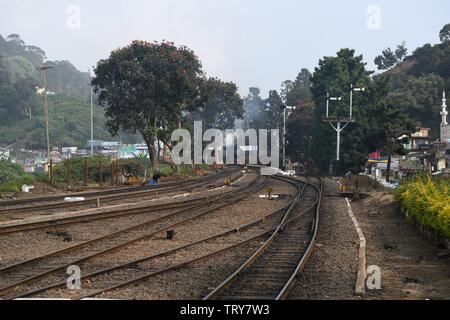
39, 64, 53, 162
385, 131, 407, 183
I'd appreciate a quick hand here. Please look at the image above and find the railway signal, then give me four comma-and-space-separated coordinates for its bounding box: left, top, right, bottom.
322, 85, 365, 166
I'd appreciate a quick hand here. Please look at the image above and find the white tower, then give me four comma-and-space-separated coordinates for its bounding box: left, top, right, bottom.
441, 91, 450, 145
441, 91, 448, 125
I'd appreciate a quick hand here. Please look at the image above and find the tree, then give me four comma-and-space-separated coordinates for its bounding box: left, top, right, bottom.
388, 73, 444, 138
286, 99, 314, 173
24, 45, 46, 61
280, 80, 293, 103
439, 23, 450, 43
311, 48, 373, 173
264, 90, 283, 130
285, 68, 312, 106
374, 48, 397, 70
367, 75, 416, 181
279, 68, 314, 170
193, 77, 244, 130
12, 78, 39, 119
366, 75, 416, 148
243, 87, 265, 129
0, 56, 11, 121
310, 48, 418, 175
374, 42, 408, 70
6, 34, 24, 46
0, 56, 38, 122
92, 40, 203, 174
395, 42, 408, 61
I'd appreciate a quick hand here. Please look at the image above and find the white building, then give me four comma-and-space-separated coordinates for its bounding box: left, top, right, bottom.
0, 147, 10, 160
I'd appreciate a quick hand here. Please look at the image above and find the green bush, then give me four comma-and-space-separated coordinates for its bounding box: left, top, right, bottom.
51, 156, 153, 186
118, 158, 149, 177
33, 171, 49, 183
0, 181, 21, 192
0, 160, 38, 192
52, 156, 112, 186
395, 174, 450, 238
0, 160, 22, 184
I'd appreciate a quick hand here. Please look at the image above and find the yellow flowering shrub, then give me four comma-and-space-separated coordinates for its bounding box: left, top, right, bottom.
396, 175, 450, 238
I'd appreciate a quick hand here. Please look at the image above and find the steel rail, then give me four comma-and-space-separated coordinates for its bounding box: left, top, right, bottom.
0, 169, 245, 235
67, 176, 305, 300
0, 169, 232, 207
203, 175, 321, 300
9, 178, 302, 299
0, 175, 269, 296
275, 177, 322, 300
71, 176, 311, 300
0, 168, 240, 214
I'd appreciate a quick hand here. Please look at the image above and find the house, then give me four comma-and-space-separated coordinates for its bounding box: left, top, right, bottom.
365, 91, 450, 179
61, 147, 77, 159
0, 147, 10, 160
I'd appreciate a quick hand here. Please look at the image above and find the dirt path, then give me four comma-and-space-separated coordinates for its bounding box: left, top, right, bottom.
289, 178, 449, 300
352, 192, 450, 300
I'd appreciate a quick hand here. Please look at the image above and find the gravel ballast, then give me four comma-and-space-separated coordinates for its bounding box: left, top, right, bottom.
288, 178, 359, 300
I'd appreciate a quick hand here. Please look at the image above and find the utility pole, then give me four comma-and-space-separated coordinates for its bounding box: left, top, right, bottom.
385, 129, 405, 183
39, 65, 53, 166
90, 82, 94, 156
386, 130, 394, 183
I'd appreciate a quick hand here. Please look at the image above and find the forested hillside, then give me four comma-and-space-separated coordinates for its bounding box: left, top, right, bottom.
0, 33, 112, 149
0, 34, 91, 98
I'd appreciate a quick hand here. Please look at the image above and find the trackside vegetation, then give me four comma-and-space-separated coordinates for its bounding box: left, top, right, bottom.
395, 175, 450, 239
0, 160, 46, 192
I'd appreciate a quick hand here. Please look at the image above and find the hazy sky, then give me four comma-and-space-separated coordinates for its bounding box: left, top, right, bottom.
1, 0, 449, 96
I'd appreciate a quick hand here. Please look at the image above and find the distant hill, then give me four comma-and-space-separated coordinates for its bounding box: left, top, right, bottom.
0, 94, 113, 149
0, 33, 115, 149
378, 38, 450, 139
0, 33, 91, 99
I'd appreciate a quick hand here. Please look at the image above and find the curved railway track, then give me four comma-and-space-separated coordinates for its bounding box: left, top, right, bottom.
0, 172, 272, 299
0, 167, 240, 215
6, 174, 305, 300
203, 176, 322, 300
0, 173, 321, 301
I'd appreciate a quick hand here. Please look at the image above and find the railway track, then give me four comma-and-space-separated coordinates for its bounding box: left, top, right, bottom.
203, 176, 322, 300
0, 172, 271, 299
6, 175, 304, 300
0, 169, 245, 235
0, 167, 240, 215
